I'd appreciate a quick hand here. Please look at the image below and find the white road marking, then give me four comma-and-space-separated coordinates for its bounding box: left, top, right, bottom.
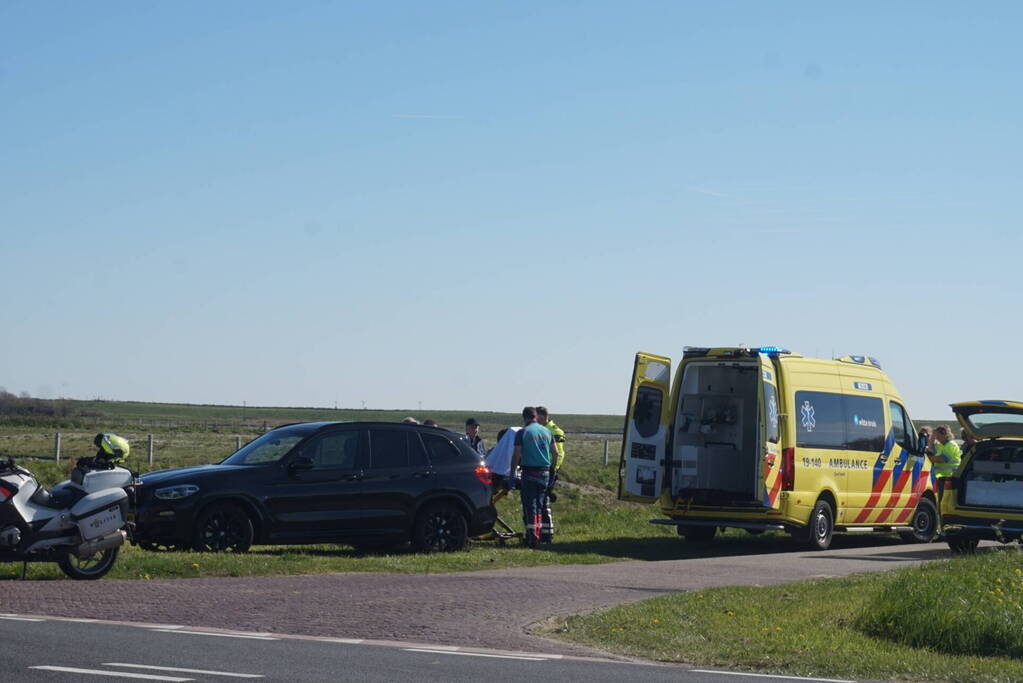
404, 648, 548, 661
30, 666, 193, 681
0, 616, 44, 622
104, 663, 263, 678
318, 637, 365, 644
151, 629, 278, 641
690, 670, 856, 683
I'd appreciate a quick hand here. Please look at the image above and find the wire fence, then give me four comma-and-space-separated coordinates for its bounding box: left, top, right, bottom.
0, 431, 624, 469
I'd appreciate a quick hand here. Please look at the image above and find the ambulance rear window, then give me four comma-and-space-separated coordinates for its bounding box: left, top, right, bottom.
764, 383, 780, 443
633, 387, 663, 438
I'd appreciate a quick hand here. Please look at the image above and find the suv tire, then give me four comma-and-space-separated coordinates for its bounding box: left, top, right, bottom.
193, 503, 254, 553
413, 502, 468, 552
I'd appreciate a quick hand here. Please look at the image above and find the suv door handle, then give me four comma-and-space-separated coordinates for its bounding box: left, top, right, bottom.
412, 470, 432, 478
340, 473, 363, 482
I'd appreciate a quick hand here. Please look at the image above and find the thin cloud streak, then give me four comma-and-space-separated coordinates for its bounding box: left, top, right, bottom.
390, 114, 464, 120
686, 185, 851, 225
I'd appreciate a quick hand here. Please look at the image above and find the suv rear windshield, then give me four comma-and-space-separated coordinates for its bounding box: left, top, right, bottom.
964, 412, 1023, 438
221, 424, 319, 465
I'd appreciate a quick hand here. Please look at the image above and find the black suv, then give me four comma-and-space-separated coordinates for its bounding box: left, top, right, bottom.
132, 422, 496, 553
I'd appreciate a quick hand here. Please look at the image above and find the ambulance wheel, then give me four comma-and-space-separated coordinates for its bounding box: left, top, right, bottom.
678, 525, 716, 542
898, 499, 938, 543
947, 537, 979, 554
796, 499, 834, 551
58, 546, 119, 580
193, 503, 253, 553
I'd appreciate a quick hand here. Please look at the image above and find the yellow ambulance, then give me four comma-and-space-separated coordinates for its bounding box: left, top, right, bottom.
619, 346, 937, 550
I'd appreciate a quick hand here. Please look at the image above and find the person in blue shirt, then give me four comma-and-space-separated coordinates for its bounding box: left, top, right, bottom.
509, 406, 556, 548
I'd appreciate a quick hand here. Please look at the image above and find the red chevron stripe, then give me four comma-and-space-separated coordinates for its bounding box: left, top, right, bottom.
894, 467, 931, 523
853, 468, 893, 523
874, 468, 914, 523
768, 472, 783, 506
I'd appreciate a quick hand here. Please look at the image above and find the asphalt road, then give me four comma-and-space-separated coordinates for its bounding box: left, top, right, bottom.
1, 537, 958, 659
4, 617, 860, 683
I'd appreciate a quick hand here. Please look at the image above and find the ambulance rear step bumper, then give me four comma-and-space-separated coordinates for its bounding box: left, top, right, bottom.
650, 519, 785, 532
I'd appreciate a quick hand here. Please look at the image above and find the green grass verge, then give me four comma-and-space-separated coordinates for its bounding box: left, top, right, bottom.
540, 549, 1023, 682
856, 550, 1023, 659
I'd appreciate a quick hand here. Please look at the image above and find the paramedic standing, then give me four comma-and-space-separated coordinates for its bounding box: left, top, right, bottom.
465, 417, 486, 456
535, 407, 566, 470
535, 406, 565, 542
509, 406, 556, 548
929, 424, 962, 502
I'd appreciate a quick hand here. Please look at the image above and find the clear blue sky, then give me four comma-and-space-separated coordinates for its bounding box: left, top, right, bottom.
2, 2, 1020, 419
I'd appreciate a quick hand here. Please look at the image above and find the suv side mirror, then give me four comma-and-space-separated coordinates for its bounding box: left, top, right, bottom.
288, 455, 315, 474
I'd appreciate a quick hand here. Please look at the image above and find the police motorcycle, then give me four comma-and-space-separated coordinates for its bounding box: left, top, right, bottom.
0, 433, 134, 580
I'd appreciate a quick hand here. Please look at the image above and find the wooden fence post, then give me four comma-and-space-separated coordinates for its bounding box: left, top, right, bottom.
148, 434, 154, 466
603, 439, 609, 465
235, 435, 242, 451
54, 432, 61, 463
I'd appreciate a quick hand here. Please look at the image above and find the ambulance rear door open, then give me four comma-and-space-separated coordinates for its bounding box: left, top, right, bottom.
619, 352, 672, 503
758, 353, 784, 510
670, 350, 780, 508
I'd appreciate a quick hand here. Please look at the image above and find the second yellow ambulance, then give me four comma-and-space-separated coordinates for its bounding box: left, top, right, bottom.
619, 346, 937, 549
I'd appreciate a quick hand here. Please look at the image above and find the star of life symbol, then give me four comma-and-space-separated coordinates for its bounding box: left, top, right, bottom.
768, 395, 779, 426
800, 400, 816, 432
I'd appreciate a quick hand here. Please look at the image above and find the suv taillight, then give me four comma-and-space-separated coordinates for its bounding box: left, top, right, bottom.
475, 465, 492, 486
781, 448, 795, 491
0, 486, 11, 502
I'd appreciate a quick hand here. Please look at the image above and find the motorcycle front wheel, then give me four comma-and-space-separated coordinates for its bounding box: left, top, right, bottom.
57, 546, 119, 580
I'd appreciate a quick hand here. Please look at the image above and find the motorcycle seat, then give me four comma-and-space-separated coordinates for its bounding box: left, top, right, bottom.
30, 485, 85, 510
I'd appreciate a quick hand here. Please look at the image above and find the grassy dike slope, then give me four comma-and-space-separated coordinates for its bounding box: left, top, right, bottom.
541, 549, 1023, 682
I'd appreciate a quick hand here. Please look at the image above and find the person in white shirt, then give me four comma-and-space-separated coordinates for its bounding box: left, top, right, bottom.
485, 426, 521, 490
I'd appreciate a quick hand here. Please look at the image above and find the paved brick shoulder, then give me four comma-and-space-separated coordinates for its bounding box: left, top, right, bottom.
0, 542, 954, 657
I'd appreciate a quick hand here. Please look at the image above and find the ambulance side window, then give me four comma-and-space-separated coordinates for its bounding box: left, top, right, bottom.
889, 402, 908, 451
844, 395, 886, 452
795, 392, 846, 449
764, 383, 780, 443
795, 391, 884, 452
890, 402, 915, 453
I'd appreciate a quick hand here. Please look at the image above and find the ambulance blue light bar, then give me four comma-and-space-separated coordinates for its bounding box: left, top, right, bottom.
752, 346, 790, 356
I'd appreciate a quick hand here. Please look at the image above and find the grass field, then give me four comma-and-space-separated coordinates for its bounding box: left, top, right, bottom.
0, 398, 626, 435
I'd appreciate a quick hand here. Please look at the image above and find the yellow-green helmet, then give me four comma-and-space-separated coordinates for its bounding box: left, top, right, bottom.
94, 433, 130, 460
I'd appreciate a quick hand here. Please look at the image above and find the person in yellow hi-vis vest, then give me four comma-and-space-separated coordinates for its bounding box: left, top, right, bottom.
929, 424, 962, 503
536, 406, 565, 469
535, 406, 565, 543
